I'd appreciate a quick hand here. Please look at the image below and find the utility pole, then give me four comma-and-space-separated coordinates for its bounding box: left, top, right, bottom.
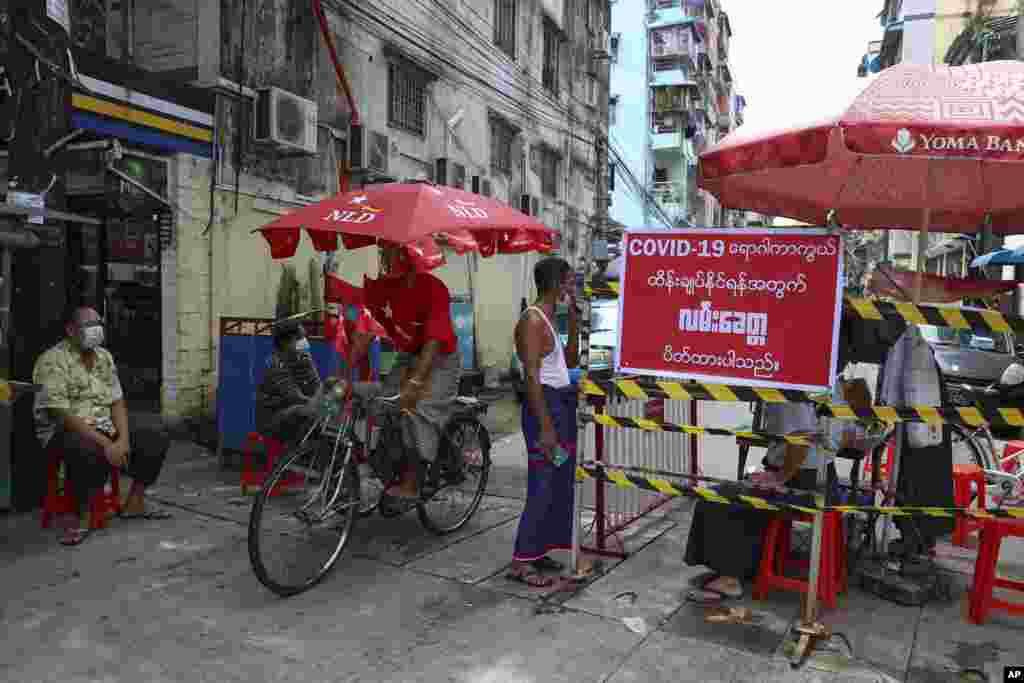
1, 0, 74, 510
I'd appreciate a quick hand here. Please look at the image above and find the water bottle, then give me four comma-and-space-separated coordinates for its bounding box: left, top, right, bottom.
552, 444, 569, 467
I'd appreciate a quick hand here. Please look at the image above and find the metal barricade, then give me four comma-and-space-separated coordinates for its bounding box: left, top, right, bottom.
579, 394, 692, 557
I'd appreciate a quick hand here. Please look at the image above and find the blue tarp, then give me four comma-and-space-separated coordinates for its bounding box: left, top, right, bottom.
217, 298, 477, 453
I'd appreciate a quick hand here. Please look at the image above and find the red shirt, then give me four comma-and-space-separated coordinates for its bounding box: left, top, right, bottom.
365, 272, 457, 355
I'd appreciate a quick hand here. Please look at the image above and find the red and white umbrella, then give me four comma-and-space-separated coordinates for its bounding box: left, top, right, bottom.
699, 60, 1024, 235
256, 182, 555, 271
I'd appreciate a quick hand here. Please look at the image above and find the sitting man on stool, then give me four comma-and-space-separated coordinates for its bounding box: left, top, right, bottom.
256, 319, 322, 445
33, 305, 171, 546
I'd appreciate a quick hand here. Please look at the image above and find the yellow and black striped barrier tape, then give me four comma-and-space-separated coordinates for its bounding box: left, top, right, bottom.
582, 376, 819, 404
581, 411, 810, 446
581, 377, 1024, 429
573, 464, 1024, 519
583, 281, 1024, 335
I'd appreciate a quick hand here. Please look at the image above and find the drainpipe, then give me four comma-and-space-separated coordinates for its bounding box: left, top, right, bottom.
312, 0, 360, 192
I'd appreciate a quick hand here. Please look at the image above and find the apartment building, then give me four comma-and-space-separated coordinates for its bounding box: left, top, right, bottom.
607, 0, 746, 231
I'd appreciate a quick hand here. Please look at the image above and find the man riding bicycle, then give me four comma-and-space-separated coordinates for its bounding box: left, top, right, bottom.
341, 242, 461, 499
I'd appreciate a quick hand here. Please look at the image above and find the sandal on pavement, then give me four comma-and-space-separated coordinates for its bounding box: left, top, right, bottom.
703, 577, 744, 600
685, 588, 725, 605
60, 527, 91, 546
704, 606, 760, 625
119, 509, 173, 521
687, 571, 720, 588
531, 556, 565, 573
506, 569, 556, 588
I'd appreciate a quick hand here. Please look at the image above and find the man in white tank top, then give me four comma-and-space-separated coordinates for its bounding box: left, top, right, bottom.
507, 257, 580, 587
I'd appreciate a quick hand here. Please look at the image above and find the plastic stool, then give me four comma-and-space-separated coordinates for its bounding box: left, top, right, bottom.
754, 511, 847, 609
241, 432, 297, 496
968, 519, 1024, 624
41, 452, 122, 530
1002, 441, 1024, 475
953, 464, 987, 547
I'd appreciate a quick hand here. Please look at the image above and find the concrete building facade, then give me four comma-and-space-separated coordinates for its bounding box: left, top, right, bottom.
2, 0, 611, 424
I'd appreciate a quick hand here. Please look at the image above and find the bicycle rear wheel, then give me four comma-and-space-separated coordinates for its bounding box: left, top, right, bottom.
248, 437, 360, 597
418, 415, 492, 535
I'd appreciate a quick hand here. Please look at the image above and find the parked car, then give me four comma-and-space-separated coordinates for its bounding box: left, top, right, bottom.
920, 319, 1019, 437
556, 297, 617, 372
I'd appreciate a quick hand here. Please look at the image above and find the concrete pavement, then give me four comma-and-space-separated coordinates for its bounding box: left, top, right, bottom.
1, 431, 1023, 683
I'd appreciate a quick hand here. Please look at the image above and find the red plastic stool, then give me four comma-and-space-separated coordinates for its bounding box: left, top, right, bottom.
753, 511, 847, 609
1002, 442, 1024, 475
953, 464, 987, 547
968, 519, 1024, 624
41, 452, 122, 530
241, 433, 299, 496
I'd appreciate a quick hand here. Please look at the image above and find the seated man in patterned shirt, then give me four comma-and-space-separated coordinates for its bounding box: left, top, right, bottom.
255, 319, 323, 444
33, 305, 171, 546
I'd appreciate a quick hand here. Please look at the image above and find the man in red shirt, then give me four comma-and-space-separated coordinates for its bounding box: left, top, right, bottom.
356, 242, 461, 498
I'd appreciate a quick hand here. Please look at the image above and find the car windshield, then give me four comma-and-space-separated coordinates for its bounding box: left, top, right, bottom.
918, 325, 1011, 354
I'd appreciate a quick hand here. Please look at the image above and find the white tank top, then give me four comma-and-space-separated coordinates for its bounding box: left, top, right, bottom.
524, 305, 571, 389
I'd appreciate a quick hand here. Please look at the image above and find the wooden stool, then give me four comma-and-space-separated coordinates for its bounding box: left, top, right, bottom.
241, 432, 297, 496
754, 511, 847, 609
41, 452, 122, 530
953, 464, 987, 547
968, 519, 1024, 624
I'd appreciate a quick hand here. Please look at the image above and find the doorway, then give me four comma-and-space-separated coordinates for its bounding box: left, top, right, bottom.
65, 150, 169, 412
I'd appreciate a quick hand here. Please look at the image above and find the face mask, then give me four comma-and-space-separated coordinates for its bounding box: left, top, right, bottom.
294, 338, 310, 353
79, 325, 104, 350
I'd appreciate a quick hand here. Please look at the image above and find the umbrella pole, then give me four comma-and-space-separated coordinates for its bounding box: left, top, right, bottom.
912, 207, 932, 304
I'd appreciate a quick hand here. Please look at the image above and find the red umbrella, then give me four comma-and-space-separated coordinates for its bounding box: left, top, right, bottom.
699, 60, 1024, 235
255, 182, 555, 264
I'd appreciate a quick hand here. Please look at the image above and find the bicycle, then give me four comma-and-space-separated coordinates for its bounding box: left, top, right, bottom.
247, 380, 493, 597
948, 383, 1023, 506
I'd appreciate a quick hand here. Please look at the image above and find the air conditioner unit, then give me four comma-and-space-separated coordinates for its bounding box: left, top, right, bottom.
349, 125, 390, 173
253, 86, 318, 155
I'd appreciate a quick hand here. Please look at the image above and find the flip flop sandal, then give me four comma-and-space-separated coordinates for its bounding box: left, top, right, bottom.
531, 556, 565, 573
60, 528, 91, 546
704, 606, 761, 625
685, 588, 725, 605
687, 571, 720, 589
703, 581, 744, 600
119, 509, 173, 521
506, 570, 556, 588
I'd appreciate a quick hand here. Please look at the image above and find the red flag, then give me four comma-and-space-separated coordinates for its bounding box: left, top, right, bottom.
324, 311, 350, 360
355, 306, 390, 340
324, 273, 366, 305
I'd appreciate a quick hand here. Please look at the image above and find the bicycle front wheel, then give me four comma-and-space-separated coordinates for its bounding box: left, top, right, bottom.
247, 438, 360, 597
950, 423, 991, 505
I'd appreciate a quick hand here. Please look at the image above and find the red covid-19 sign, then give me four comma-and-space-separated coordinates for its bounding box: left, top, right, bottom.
616, 228, 844, 391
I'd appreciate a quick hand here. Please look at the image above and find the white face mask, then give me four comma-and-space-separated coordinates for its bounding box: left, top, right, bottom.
79, 325, 104, 350
294, 338, 311, 353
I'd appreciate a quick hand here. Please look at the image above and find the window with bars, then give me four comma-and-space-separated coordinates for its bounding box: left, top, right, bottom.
490, 116, 517, 175
538, 146, 559, 198
388, 60, 427, 137
542, 19, 560, 95
493, 0, 517, 59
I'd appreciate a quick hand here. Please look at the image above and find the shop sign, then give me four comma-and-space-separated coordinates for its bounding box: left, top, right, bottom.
616, 228, 844, 392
